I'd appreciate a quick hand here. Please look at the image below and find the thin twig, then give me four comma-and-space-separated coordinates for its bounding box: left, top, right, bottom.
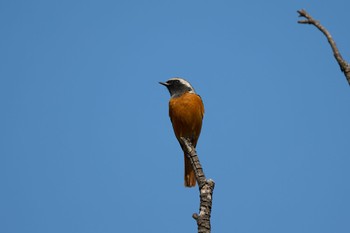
180, 137, 215, 233
297, 9, 350, 85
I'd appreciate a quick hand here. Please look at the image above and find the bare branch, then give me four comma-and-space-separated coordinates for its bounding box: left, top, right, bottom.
180, 137, 215, 233
297, 9, 350, 85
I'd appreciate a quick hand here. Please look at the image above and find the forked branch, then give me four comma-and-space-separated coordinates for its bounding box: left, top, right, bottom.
297, 9, 350, 85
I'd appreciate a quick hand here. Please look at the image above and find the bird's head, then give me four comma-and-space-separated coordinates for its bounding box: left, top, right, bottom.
159, 77, 196, 98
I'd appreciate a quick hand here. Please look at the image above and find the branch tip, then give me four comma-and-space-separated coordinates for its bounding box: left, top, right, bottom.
297, 8, 350, 85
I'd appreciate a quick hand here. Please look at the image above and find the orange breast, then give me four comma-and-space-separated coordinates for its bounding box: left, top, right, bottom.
169, 92, 205, 147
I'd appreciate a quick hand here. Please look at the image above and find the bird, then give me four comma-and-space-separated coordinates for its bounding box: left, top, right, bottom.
159, 77, 205, 187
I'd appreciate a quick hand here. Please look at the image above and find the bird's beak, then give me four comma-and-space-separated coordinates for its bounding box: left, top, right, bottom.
159, 81, 169, 86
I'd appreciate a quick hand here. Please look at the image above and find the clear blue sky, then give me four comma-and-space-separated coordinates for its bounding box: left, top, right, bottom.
1, 1, 350, 233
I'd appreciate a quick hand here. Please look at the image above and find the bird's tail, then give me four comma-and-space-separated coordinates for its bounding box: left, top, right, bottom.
184, 154, 196, 187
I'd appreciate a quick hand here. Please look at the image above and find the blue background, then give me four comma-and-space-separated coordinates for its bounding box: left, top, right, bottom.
1, 1, 350, 233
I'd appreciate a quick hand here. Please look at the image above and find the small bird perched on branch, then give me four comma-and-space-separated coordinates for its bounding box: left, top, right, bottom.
159, 78, 205, 187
